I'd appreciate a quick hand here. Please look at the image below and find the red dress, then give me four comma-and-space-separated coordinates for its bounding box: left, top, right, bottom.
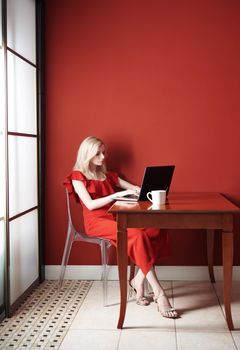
66, 170, 170, 276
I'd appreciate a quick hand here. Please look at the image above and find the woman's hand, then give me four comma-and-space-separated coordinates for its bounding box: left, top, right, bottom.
118, 177, 140, 194
113, 189, 137, 198
132, 186, 141, 194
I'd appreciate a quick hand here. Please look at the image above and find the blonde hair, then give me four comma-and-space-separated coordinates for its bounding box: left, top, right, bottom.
73, 136, 107, 179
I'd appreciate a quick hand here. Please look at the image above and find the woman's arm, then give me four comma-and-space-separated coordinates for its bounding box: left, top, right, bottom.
118, 177, 141, 193
72, 180, 136, 211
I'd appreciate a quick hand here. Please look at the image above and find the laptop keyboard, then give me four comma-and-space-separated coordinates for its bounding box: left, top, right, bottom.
123, 194, 139, 199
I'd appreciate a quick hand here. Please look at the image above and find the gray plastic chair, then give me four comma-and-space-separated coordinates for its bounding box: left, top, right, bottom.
59, 188, 111, 306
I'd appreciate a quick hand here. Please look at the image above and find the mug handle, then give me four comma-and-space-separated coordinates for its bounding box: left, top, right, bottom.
147, 192, 153, 203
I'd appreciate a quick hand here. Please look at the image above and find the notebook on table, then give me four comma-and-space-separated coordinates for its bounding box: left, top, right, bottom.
112, 165, 175, 202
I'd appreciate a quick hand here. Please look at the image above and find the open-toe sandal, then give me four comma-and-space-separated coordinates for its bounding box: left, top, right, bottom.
153, 294, 178, 318
129, 280, 150, 306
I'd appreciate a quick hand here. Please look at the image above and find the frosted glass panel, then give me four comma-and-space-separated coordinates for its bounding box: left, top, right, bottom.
7, 0, 36, 63
0, 49, 5, 219
0, 220, 4, 308
0, 49, 4, 133
7, 52, 37, 134
10, 210, 38, 304
8, 136, 38, 217
0, 134, 5, 218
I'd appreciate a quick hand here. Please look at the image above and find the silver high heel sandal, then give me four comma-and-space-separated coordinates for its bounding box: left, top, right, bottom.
153, 293, 178, 318
129, 279, 150, 306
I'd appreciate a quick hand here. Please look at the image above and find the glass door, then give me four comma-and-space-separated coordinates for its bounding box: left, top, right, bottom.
1, 0, 44, 318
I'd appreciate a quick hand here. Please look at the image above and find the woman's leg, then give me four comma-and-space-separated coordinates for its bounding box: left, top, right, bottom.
130, 268, 150, 306
87, 220, 177, 315
130, 267, 164, 301
130, 268, 145, 299
132, 267, 177, 317
132, 267, 164, 300
145, 267, 178, 318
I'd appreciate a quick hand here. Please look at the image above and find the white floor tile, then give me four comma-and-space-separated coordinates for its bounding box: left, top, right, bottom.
84, 282, 121, 306
173, 281, 229, 331
59, 329, 120, 350
71, 281, 176, 331
70, 285, 120, 330
118, 330, 177, 350
177, 332, 237, 350
214, 281, 240, 329
124, 298, 176, 331
123, 281, 175, 331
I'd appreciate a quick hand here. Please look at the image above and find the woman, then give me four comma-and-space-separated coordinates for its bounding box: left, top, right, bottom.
70, 136, 178, 318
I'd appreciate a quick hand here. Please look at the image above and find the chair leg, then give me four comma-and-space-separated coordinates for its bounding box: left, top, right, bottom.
59, 226, 74, 288
100, 241, 109, 306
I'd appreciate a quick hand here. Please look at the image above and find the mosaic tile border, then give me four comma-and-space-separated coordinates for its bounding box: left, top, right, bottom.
0, 280, 92, 349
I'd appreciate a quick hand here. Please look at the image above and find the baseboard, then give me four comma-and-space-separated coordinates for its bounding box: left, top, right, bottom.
45, 265, 240, 281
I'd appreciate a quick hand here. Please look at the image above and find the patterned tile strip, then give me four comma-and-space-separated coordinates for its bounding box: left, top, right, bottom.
0, 280, 92, 349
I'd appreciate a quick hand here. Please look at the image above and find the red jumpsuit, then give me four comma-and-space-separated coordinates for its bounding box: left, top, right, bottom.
66, 170, 170, 276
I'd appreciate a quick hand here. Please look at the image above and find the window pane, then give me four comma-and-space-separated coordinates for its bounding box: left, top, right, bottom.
8, 135, 38, 217
0, 50, 5, 133
0, 220, 5, 308
0, 134, 4, 218
9, 210, 38, 304
0, 48, 5, 218
7, 51, 37, 134
7, 0, 36, 63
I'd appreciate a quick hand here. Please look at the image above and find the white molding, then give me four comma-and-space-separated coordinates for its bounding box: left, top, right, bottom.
45, 265, 240, 281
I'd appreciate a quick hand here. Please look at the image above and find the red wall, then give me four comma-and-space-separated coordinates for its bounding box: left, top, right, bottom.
44, 0, 240, 266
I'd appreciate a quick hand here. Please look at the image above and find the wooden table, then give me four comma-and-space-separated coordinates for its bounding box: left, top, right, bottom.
109, 192, 240, 330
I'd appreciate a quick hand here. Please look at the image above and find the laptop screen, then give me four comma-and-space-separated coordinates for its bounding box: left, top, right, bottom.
138, 165, 175, 201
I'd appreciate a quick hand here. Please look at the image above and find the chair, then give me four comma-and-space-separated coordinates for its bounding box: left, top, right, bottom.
59, 188, 112, 306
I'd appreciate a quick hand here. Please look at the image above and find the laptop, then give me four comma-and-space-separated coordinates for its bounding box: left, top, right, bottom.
112, 165, 175, 201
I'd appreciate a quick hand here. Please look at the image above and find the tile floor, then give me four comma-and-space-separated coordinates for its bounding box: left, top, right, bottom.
0, 280, 92, 349
60, 280, 240, 350
1, 280, 240, 349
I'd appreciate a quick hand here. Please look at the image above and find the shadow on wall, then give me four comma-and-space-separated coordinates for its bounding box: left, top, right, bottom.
107, 139, 134, 177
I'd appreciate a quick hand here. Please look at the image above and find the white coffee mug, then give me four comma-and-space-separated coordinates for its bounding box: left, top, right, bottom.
146, 190, 166, 205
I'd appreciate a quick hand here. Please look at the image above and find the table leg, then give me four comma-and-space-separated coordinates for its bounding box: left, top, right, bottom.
222, 230, 234, 330
207, 229, 215, 283
116, 214, 128, 329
